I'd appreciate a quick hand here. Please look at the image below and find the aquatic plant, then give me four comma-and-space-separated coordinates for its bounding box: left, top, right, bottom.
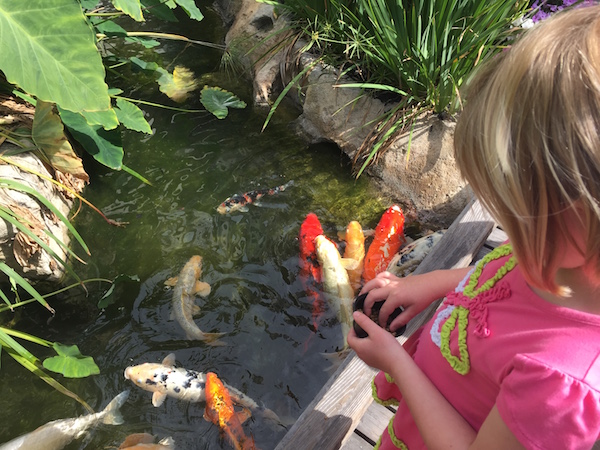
258, 0, 529, 176
0, 0, 239, 407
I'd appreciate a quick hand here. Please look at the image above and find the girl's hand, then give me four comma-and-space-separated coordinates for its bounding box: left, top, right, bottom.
360, 268, 470, 333
347, 311, 404, 373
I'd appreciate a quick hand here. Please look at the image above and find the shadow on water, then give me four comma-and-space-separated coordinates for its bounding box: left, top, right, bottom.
0, 3, 396, 450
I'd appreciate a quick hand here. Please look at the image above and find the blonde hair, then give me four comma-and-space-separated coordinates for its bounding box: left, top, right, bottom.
454, 5, 600, 295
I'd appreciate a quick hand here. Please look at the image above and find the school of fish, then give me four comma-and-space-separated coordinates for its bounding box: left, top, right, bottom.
2, 184, 443, 450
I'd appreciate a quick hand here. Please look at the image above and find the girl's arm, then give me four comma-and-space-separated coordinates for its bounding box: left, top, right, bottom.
347, 312, 526, 450
360, 267, 471, 332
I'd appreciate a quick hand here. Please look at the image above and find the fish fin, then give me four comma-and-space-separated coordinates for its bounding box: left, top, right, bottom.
340, 258, 359, 271
204, 332, 228, 347
164, 276, 178, 287
240, 205, 249, 212
152, 391, 167, 407
158, 436, 176, 448
194, 280, 211, 297
236, 407, 253, 425
192, 304, 202, 315
119, 433, 155, 448
362, 228, 375, 237
101, 390, 129, 425
162, 353, 176, 367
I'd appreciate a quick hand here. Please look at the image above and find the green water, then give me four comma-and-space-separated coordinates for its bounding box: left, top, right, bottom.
0, 5, 398, 450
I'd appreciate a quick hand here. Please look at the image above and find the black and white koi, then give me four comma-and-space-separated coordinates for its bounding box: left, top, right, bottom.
124, 353, 259, 410
0, 391, 129, 450
217, 180, 293, 214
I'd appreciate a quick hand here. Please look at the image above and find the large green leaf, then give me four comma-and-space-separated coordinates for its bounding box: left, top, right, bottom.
111, 0, 144, 21
115, 98, 152, 134
174, 0, 203, 21
59, 108, 124, 170
200, 86, 247, 119
0, 0, 111, 114
43, 343, 100, 378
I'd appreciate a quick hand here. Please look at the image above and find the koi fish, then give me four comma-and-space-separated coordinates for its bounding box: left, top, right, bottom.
123, 353, 282, 428
118, 433, 175, 449
217, 181, 293, 214
298, 213, 324, 331
314, 235, 357, 346
341, 221, 365, 294
0, 391, 129, 450
165, 255, 226, 346
362, 205, 406, 283
387, 230, 445, 278
204, 372, 258, 450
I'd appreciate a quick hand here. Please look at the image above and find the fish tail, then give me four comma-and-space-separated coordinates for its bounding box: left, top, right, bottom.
200, 331, 228, 347
101, 390, 130, 425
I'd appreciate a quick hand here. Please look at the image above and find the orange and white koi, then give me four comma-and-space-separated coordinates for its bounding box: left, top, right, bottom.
341, 221, 365, 294
217, 181, 293, 214
204, 372, 258, 450
363, 205, 406, 282
298, 213, 324, 331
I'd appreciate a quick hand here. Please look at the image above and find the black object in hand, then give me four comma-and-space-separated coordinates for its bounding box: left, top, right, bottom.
352, 293, 406, 338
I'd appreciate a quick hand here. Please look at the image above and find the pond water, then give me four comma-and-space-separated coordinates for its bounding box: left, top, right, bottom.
0, 5, 411, 450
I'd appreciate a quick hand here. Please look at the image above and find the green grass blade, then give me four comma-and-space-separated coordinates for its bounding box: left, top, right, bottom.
0, 262, 55, 314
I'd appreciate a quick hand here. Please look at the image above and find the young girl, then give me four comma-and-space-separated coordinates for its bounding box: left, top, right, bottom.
347, 6, 600, 450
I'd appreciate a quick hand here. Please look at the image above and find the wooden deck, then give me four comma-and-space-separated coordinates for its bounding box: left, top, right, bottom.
276, 198, 506, 450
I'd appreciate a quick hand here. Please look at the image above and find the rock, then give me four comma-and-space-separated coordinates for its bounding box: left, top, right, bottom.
0, 147, 82, 283
222, 0, 471, 228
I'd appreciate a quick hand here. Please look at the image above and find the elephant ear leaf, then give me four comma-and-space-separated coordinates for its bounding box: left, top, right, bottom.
111, 0, 144, 22
43, 343, 100, 378
115, 98, 153, 134
0, 0, 111, 115
200, 86, 247, 119
156, 66, 199, 103
32, 101, 90, 182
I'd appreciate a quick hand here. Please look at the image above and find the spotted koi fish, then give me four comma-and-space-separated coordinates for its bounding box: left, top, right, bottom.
124, 353, 259, 410
118, 433, 175, 449
298, 213, 324, 331
204, 372, 258, 450
363, 205, 406, 282
217, 181, 293, 214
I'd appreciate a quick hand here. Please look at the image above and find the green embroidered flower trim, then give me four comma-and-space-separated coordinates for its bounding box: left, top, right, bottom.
372, 376, 400, 407
385, 372, 394, 383
439, 305, 470, 375
463, 244, 516, 299
387, 416, 409, 449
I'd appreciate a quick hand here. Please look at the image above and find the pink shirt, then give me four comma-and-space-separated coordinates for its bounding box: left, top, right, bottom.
376, 244, 600, 449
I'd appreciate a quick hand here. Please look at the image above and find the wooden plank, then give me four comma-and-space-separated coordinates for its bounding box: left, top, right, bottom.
342, 432, 375, 450
275, 198, 496, 450
353, 402, 393, 444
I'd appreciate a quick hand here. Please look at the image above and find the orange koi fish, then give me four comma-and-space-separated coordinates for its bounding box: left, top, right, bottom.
204, 372, 258, 450
363, 205, 406, 282
217, 181, 293, 214
341, 221, 365, 294
298, 213, 325, 331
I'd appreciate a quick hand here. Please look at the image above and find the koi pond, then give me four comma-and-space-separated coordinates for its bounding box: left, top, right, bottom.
0, 5, 414, 450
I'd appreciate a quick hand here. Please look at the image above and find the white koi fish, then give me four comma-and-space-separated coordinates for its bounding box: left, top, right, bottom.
314, 235, 357, 345
124, 353, 259, 411
0, 391, 129, 450
165, 255, 226, 346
